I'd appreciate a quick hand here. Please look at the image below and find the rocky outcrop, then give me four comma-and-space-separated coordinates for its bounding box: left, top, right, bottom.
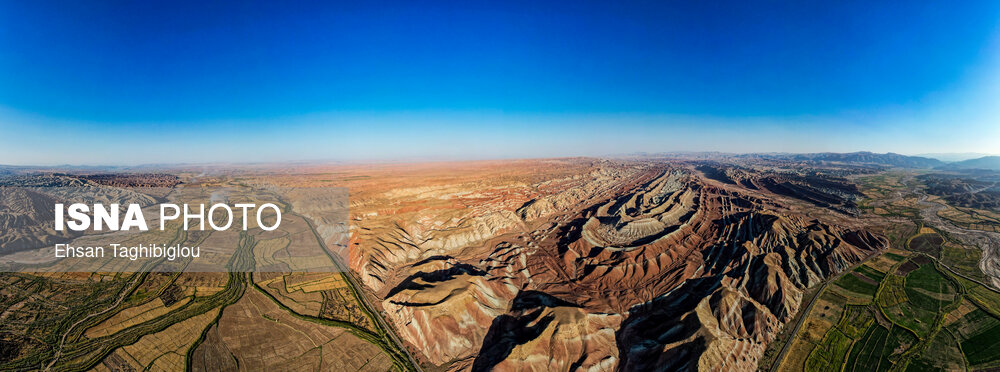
473, 291, 621, 372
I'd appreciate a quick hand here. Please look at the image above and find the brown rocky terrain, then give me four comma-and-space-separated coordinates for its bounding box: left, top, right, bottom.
0, 187, 79, 254
0, 174, 163, 256
283, 158, 887, 371
0, 159, 888, 371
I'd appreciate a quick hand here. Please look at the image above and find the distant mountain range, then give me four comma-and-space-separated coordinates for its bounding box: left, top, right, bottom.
746, 151, 944, 168
791, 152, 944, 168
744, 152, 1000, 170
917, 152, 995, 162
937, 156, 1000, 171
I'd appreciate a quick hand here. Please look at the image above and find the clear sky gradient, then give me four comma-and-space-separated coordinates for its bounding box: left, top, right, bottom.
1, 1, 999, 165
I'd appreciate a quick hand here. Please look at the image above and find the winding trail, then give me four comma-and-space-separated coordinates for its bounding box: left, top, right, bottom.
287, 204, 423, 372
767, 281, 828, 372
44, 273, 145, 371
768, 251, 881, 372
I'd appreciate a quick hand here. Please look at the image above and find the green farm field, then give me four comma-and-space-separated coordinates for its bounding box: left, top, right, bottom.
800, 253, 1000, 372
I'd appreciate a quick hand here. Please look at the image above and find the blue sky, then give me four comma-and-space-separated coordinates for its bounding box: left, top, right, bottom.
1, 1, 999, 165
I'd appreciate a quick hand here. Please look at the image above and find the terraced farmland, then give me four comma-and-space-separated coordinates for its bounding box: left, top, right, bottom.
799, 253, 1000, 371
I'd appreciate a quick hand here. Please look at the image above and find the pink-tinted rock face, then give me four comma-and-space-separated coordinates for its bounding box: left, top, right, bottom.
344, 159, 884, 370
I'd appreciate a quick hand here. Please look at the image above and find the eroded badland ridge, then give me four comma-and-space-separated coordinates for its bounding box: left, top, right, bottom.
336, 158, 885, 371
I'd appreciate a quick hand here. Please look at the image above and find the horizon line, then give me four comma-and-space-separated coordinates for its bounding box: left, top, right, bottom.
2, 151, 998, 169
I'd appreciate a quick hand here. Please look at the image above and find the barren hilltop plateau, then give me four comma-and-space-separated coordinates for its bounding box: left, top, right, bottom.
2, 152, 1000, 371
